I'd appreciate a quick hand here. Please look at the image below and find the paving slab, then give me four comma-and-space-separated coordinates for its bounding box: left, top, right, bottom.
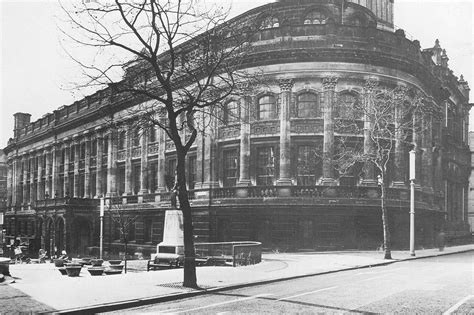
3, 244, 473, 313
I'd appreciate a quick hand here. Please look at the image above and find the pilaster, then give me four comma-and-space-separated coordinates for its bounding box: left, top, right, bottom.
124, 124, 133, 196
84, 134, 91, 198
63, 139, 71, 197
106, 128, 118, 197
95, 129, 104, 198
361, 79, 378, 186
73, 135, 81, 198
37, 149, 43, 200
321, 77, 337, 186
277, 79, 293, 188
139, 127, 149, 196
29, 152, 35, 205
237, 93, 252, 183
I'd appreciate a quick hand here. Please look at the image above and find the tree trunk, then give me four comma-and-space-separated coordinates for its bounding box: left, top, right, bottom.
176, 151, 197, 288
380, 182, 392, 259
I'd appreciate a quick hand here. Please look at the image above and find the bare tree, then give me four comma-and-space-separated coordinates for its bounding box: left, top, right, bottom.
60, 0, 260, 287
333, 85, 436, 259
108, 197, 137, 273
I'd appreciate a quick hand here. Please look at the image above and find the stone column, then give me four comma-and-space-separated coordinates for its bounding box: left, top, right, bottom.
95, 130, 104, 198
422, 113, 434, 192
73, 136, 80, 198
106, 128, 118, 197
277, 79, 293, 187
16, 157, 23, 206
29, 152, 36, 204
203, 116, 218, 188
156, 122, 166, 195
321, 77, 337, 185
361, 79, 377, 186
139, 127, 148, 195
124, 125, 133, 196
7, 158, 13, 206
237, 94, 252, 187
13, 157, 21, 205
51, 143, 60, 198
63, 140, 70, 197
84, 134, 91, 198
392, 99, 407, 188
37, 150, 43, 200
45, 147, 52, 198
412, 112, 422, 189
22, 155, 29, 205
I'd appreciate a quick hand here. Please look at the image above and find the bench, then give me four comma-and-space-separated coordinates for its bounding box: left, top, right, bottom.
147, 258, 162, 271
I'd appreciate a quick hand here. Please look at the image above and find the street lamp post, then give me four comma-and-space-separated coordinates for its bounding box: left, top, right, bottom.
100, 197, 104, 260
409, 149, 416, 256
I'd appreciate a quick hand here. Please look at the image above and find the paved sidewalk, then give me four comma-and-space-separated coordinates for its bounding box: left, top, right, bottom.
2, 244, 473, 314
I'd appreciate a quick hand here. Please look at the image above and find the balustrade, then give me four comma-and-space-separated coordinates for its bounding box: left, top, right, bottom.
30, 184, 436, 212
117, 150, 126, 161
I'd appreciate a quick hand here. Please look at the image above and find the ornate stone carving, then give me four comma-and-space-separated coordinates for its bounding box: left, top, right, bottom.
218, 126, 241, 139
132, 147, 141, 158
322, 77, 338, 90
117, 150, 126, 161
148, 143, 159, 155
291, 119, 324, 134
251, 121, 280, 135
364, 78, 379, 93
279, 79, 294, 92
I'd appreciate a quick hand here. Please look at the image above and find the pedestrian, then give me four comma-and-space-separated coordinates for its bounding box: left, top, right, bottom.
437, 230, 446, 251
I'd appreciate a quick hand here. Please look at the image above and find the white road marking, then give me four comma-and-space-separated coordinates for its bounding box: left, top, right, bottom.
359, 275, 389, 282
157, 308, 183, 314
354, 268, 404, 276
176, 293, 273, 313
442, 295, 474, 315
277, 286, 338, 301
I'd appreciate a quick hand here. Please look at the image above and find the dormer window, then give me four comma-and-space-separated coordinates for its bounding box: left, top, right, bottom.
304, 11, 327, 25
261, 16, 279, 29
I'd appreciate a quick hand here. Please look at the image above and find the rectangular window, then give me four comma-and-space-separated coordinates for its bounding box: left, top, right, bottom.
150, 161, 158, 193
91, 140, 97, 156
223, 149, 239, 186
297, 145, 323, 186
188, 155, 197, 190
133, 164, 141, 194
256, 147, 275, 186
144, 218, 152, 243
166, 159, 177, 189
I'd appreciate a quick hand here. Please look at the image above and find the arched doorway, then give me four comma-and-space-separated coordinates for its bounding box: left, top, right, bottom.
55, 217, 65, 254
70, 216, 92, 256
44, 217, 54, 257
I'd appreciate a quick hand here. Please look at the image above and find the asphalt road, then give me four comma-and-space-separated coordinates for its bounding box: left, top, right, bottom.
106, 252, 473, 314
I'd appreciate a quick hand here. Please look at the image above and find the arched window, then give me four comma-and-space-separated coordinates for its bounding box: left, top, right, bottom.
304, 10, 327, 25
132, 128, 140, 147
257, 95, 277, 120
336, 92, 362, 119
149, 126, 156, 143
349, 16, 366, 27
297, 93, 320, 117
118, 130, 126, 150
261, 16, 279, 29
224, 101, 239, 124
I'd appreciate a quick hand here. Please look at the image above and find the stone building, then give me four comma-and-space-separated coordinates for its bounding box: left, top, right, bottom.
2, 0, 471, 257
0, 150, 6, 208
469, 132, 474, 232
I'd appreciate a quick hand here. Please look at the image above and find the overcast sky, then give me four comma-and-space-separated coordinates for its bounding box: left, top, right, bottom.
1, 0, 473, 148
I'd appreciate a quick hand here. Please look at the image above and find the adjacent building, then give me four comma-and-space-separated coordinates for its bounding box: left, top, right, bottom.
469, 132, 474, 232
2, 0, 471, 258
